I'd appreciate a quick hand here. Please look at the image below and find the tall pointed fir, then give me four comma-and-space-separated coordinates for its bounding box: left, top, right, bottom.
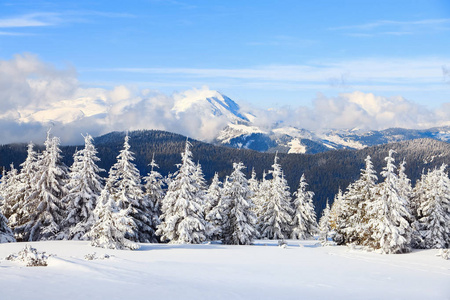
416, 164, 450, 249
291, 174, 318, 240
221, 162, 256, 245
318, 200, 331, 244
367, 150, 412, 254
205, 173, 224, 240
329, 188, 343, 235
9, 142, 38, 240
1, 164, 20, 220
253, 170, 269, 228
142, 154, 164, 243
15, 131, 68, 241
339, 155, 378, 245
258, 155, 293, 240
62, 134, 104, 240
106, 134, 156, 243
156, 140, 207, 244
89, 188, 139, 250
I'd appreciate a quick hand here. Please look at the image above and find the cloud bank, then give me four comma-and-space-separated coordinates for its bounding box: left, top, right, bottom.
0, 54, 449, 145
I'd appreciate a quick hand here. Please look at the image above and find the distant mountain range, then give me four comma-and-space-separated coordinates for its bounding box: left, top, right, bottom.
5, 88, 450, 153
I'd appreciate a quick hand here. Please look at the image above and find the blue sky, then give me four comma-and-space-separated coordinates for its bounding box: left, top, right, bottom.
0, 0, 449, 109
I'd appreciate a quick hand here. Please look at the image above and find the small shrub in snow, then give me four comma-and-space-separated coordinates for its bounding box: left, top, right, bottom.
436, 249, 449, 260
6, 245, 50, 267
84, 252, 111, 260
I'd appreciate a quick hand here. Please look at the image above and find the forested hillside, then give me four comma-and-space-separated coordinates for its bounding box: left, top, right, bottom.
1, 130, 449, 213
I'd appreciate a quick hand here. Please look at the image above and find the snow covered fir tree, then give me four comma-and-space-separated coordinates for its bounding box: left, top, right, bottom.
257, 154, 293, 240
14, 131, 69, 241
0, 127, 448, 254
291, 174, 318, 240
220, 162, 257, 245
62, 134, 104, 240
156, 140, 207, 244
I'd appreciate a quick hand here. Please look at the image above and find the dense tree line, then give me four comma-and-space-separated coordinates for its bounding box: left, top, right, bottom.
0, 130, 448, 252
1, 130, 449, 216
320, 151, 450, 253
0, 131, 318, 249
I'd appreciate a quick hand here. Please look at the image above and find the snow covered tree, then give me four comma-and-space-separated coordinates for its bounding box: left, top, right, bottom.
0, 208, 15, 243
258, 154, 293, 240
62, 134, 104, 240
339, 155, 378, 245
291, 174, 318, 240
142, 154, 164, 243
318, 200, 331, 243
15, 131, 68, 241
1, 164, 20, 220
156, 140, 207, 244
253, 170, 269, 228
416, 164, 450, 249
106, 134, 156, 243
221, 162, 256, 245
204, 173, 224, 240
89, 189, 139, 250
366, 150, 412, 254
8, 142, 38, 240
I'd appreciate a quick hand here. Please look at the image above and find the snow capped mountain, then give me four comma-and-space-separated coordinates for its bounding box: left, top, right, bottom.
2, 85, 449, 152
172, 89, 249, 122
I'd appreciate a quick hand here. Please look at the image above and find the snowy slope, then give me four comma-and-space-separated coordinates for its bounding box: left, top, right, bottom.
0, 240, 448, 300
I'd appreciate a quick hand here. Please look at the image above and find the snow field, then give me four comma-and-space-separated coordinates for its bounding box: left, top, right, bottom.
0, 240, 448, 300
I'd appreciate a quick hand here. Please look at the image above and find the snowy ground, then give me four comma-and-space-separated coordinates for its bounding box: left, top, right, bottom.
0, 240, 448, 300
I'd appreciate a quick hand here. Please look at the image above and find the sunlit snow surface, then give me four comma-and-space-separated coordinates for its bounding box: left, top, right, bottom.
0, 240, 448, 300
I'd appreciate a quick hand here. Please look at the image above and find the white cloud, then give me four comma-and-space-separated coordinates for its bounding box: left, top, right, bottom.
0, 54, 449, 145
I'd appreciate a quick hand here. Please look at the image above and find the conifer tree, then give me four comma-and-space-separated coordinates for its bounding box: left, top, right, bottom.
221, 162, 256, 245
107, 134, 155, 243
15, 131, 68, 241
291, 174, 318, 240
1, 164, 20, 220
339, 155, 378, 245
416, 164, 450, 249
258, 155, 293, 240
89, 189, 139, 250
366, 150, 412, 254
142, 154, 164, 243
318, 200, 331, 243
62, 134, 104, 240
156, 140, 207, 244
9, 142, 38, 240
253, 170, 269, 231
205, 173, 224, 240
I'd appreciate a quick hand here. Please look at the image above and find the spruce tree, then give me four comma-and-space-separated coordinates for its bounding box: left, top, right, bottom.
156, 140, 207, 244
16, 131, 68, 241
142, 154, 164, 243
1, 164, 20, 220
205, 173, 224, 240
258, 155, 293, 240
417, 164, 450, 249
340, 155, 378, 245
367, 150, 412, 254
9, 142, 38, 240
291, 174, 318, 240
62, 134, 104, 240
221, 162, 256, 245
107, 134, 155, 243
318, 200, 331, 243
89, 189, 139, 250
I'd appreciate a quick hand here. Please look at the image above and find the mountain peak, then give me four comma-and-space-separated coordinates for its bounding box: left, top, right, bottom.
172, 87, 249, 122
